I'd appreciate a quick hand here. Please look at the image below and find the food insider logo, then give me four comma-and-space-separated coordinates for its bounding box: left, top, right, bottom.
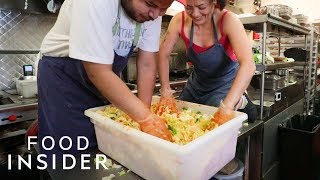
7, 136, 108, 170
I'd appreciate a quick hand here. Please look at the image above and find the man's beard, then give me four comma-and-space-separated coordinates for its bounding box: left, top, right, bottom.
121, 0, 139, 22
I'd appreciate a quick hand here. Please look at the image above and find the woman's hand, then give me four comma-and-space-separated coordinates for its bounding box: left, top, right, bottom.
137, 114, 173, 142
155, 89, 178, 116
212, 101, 234, 125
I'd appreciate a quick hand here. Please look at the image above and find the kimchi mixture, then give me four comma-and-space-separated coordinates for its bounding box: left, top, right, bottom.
96, 101, 218, 145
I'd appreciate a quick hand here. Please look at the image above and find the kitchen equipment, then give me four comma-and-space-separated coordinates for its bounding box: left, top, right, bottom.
259, 6, 279, 16
276, 68, 289, 76
288, 69, 297, 83
154, 80, 187, 98
15, 76, 37, 98
213, 158, 244, 180
264, 75, 286, 90
284, 48, 307, 61
0, 97, 14, 106
23, 65, 33, 76
251, 74, 286, 90
85, 96, 247, 180
248, 90, 281, 102
276, 68, 289, 86
126, 53, 182, 83
0, 109, 37, 126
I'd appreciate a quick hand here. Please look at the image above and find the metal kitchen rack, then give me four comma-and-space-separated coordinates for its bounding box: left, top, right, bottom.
305, 28, 319, 114
239, 14, 311, 119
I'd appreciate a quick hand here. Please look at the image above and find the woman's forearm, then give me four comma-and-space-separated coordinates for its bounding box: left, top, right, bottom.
158, 52, 172, 90
223, 62, 255, 109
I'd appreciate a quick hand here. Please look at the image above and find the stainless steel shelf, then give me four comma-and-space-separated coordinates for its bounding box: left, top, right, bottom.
293, 61, 307, 66
0, 50, 40, 54
0, 130, 26, 140
255, 61, 303, 71
241, 14, 313, 119
240, 14, 310, 35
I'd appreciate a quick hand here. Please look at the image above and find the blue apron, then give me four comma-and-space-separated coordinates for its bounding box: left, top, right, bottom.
179, 15, 257, 122
38, 9, 141, 161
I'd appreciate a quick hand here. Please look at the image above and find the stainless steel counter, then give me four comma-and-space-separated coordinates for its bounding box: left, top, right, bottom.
0, 90, 38, 130
0, 90, 38, 113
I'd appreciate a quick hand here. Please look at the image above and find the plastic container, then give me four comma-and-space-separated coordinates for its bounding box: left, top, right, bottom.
213, 159, 244, 180
85, 96, 247, 180
15, 76, 37, 98
279, 115, 320, 180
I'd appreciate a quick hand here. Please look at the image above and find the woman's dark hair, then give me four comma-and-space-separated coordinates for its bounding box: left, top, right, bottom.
216, 0, 226, 10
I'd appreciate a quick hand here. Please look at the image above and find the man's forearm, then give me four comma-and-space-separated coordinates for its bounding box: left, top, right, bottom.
136, 50, 157, 107
137, 64, 156, 107
83, 62, 150, 121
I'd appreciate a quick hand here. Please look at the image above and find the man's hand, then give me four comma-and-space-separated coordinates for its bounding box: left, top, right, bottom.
138, 114, 173, 142
212, 101, 234, 125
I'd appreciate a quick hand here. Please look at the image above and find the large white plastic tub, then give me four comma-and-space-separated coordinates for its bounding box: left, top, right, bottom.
84, 96, 247, 180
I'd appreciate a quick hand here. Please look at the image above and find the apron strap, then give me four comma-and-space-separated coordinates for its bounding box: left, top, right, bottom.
212, 15, 219, 44
189, 22, 194, 48
189, 14, 219, 48
112, 4, 120, 35
112, 4, 141, 47
133, 23, 141, 47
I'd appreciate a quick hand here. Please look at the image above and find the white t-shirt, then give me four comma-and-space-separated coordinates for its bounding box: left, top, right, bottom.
40, 0, 162, 64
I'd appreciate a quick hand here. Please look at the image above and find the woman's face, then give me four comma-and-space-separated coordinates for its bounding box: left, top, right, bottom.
122, 0, 173, 23
185, 0, 214, 25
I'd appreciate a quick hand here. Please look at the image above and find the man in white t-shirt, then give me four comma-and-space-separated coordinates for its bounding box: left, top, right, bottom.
38, 0, 174, 161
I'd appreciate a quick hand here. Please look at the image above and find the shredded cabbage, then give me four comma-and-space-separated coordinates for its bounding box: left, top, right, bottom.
96, 103, 218, 145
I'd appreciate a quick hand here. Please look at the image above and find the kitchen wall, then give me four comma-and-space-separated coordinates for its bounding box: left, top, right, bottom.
0, 9, 56, 90
161, 16, 188, 71
0, 11, 188, 90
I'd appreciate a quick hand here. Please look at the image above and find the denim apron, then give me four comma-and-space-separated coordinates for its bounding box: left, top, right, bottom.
38, 9, 141, 161
179, 16, 257, 122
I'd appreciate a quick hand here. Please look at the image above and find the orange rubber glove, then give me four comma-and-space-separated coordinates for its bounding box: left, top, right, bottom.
212, 101, 235, 125
155, 89, 178, 116
137, 114, 173, 142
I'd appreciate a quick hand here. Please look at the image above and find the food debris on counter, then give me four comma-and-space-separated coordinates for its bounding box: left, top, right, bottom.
118, 169, 126, 176
102, 174, 115, 180
94, 156, 122, 169
111, 163, 122, 169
